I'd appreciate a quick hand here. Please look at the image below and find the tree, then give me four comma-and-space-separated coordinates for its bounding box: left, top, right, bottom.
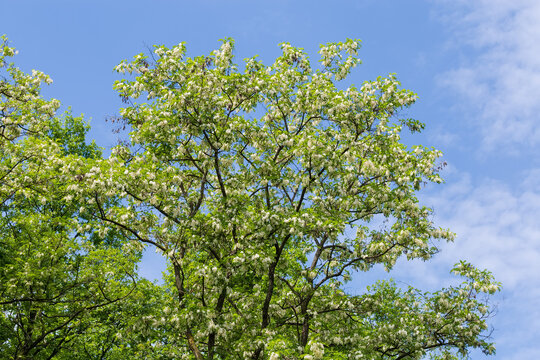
0, 36, 144, 360
61, 38, 501, 359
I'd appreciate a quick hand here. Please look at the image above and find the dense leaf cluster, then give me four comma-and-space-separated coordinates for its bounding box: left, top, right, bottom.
0, 35, 500, 359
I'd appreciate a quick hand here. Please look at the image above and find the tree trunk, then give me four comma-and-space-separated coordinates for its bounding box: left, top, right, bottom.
173, 261, 205, 360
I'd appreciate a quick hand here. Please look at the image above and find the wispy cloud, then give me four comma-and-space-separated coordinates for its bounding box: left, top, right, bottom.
429, 173, 540, 289
389, 166, 540, 357
434, 0, 540, 151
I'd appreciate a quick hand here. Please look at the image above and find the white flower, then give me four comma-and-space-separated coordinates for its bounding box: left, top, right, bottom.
309, 341, 324, 359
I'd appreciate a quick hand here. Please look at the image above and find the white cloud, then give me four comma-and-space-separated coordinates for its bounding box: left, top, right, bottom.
398, 167, 540, 290
434, 0, 540, 151
389, 166, 540, 357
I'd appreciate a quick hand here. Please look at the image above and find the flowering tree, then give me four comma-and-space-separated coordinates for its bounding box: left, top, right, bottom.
64, 38, 501, 359
0, 37, 143, 360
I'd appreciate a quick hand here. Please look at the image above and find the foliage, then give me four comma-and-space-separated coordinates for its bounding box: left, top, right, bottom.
0, 36, 141, 360
1, 35, 501, 359
66, 38, 500, 359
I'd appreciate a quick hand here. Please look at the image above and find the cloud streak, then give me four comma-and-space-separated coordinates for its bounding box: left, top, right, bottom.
434, 0, 540, 151
390, 166, 540, 358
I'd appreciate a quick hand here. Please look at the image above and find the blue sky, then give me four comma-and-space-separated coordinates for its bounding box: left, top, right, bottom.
3, 0, 539, 358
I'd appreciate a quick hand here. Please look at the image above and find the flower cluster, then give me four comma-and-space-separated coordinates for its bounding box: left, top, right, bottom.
1, 35, 501, 359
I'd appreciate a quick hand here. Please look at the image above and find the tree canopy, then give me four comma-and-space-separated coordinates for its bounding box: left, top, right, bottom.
0, 35, 500, 360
